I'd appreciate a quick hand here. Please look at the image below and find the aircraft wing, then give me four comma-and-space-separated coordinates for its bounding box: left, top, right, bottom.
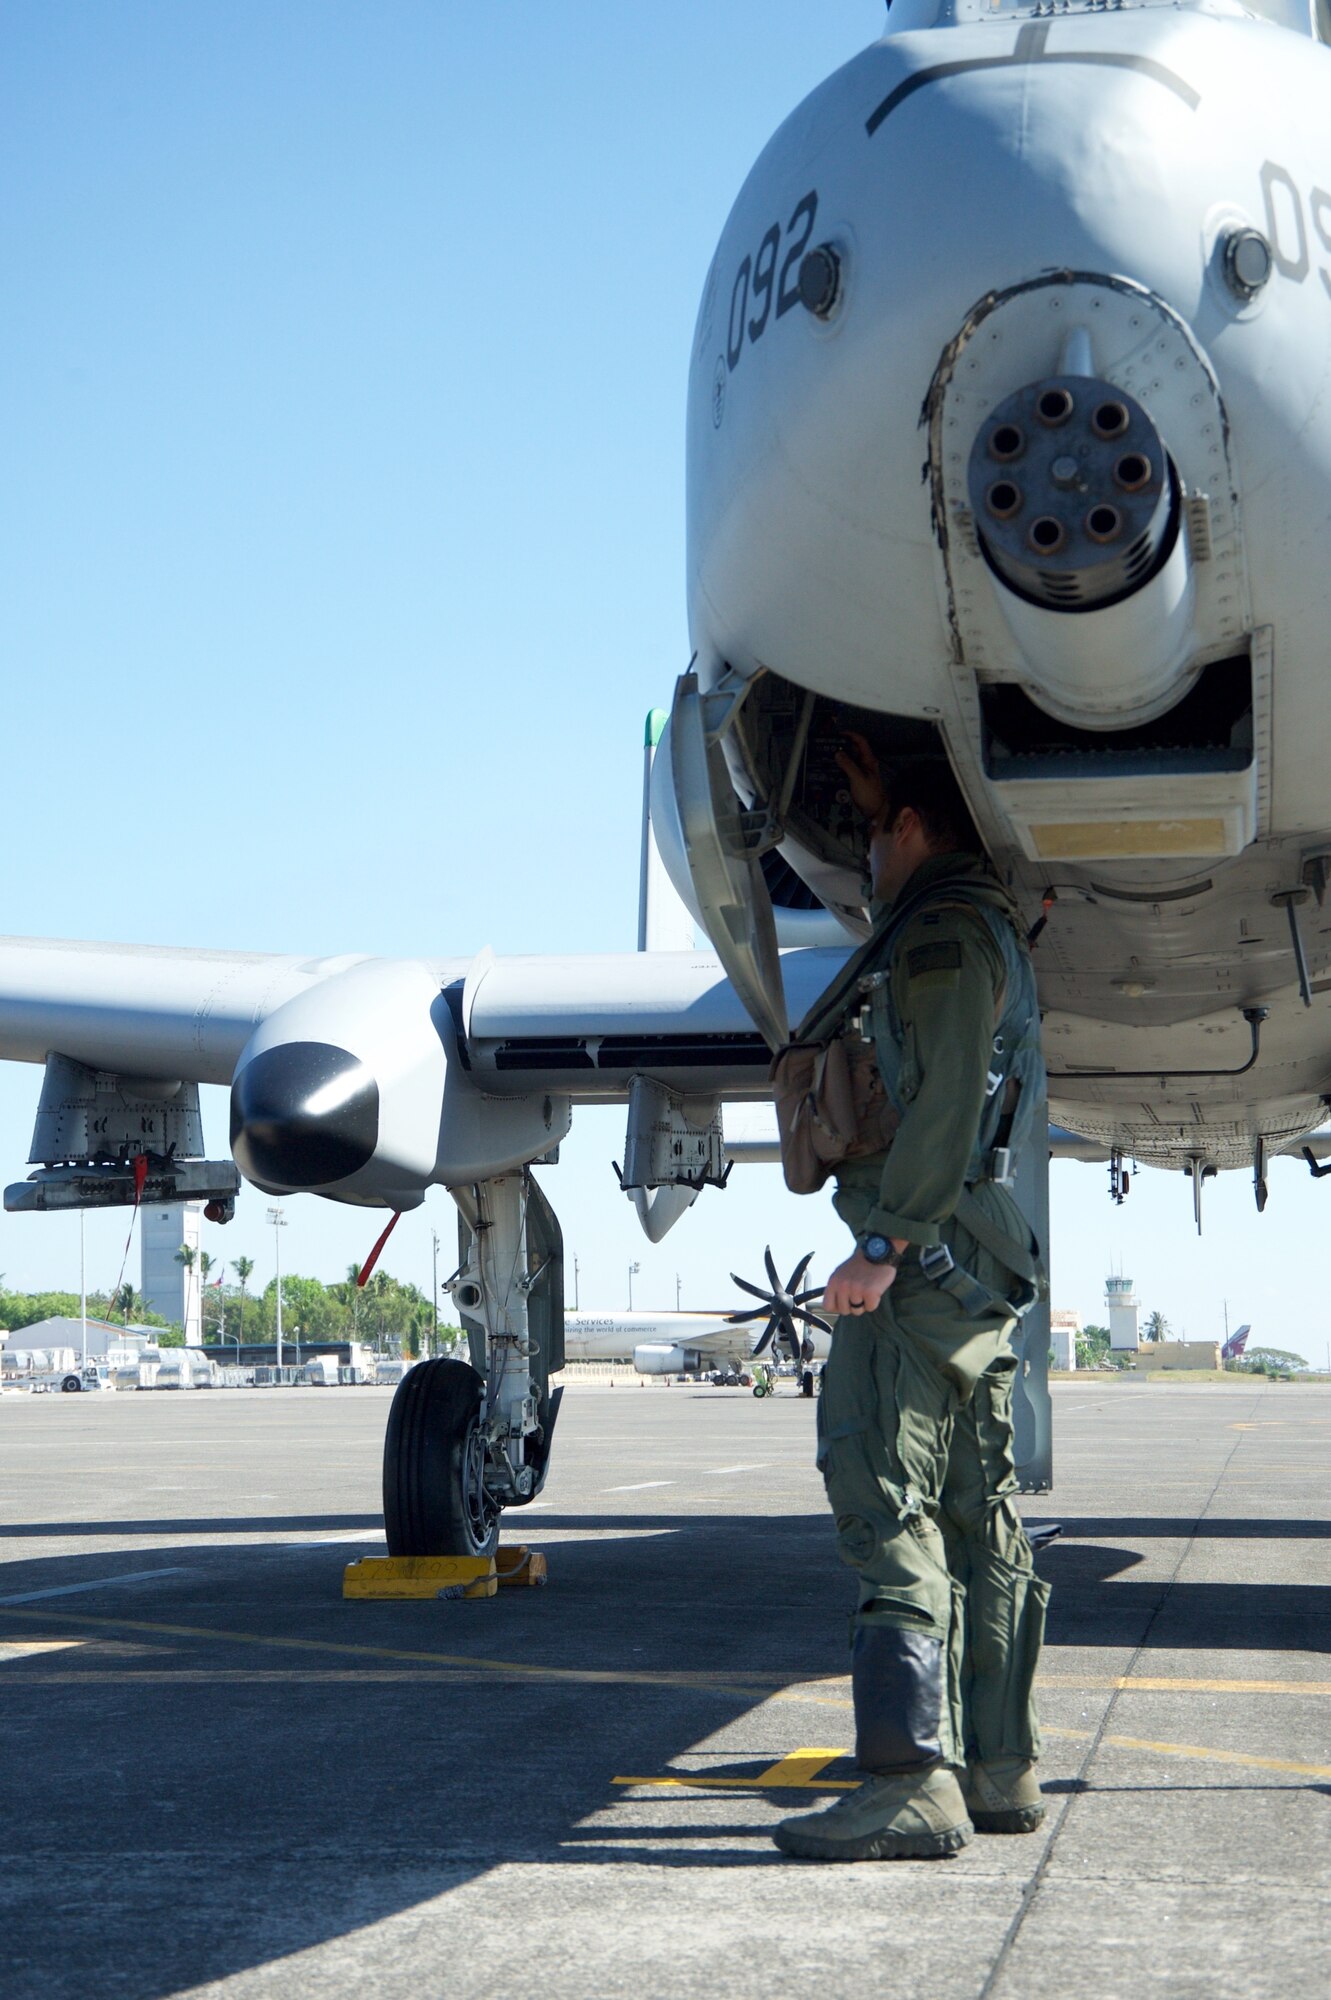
0, 936, 356, 1082
0, 935, 851, 1213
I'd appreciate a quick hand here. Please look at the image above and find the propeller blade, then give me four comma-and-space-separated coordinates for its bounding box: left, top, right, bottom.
724, 1306, 770, 1325
730, 1273, 774, 1304
752, 1315, 780, 1356
764, 1244, 781, 1293
792, 1287, 825, 1305
788, 1252, 815, 1294
791, 1306, 833, 1335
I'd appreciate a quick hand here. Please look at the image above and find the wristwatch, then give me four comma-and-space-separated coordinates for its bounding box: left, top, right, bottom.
861, 1233, 903, 1267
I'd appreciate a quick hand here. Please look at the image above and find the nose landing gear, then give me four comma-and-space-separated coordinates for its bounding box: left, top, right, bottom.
381, 1167, 564, 1559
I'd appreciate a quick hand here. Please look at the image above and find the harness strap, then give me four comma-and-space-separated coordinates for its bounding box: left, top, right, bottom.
919, 1241, 1039, 1322
793, 876, 1010, 1046
954, 1187, 1042, 1284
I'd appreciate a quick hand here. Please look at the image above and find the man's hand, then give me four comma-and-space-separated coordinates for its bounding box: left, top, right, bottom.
835, 730, 886, 823
823, 1247, 902, 1318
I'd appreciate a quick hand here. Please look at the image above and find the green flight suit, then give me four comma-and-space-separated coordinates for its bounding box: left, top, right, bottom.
815, 851, 1049, 1772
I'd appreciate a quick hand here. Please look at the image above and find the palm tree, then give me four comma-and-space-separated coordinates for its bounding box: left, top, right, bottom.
1143, 1309, 1171, 1343
198, 1251, 218, 1342
232, 1256, 254, 1341
117, 1281, 138, 1327
345, 1263, 363, 1345
174, 1242, 198, 1340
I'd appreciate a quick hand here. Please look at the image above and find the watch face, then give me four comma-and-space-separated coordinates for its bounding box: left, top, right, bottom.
864, 1235, 890, 1263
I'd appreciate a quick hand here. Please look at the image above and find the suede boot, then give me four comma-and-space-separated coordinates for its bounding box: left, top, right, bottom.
962, 1755, 1045, 1833
773, 1760, 973, 1861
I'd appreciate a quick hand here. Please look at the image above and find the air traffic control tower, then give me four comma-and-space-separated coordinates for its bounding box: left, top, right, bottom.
141, 1202, 202, 1342
1106, 1275, 1140, 1354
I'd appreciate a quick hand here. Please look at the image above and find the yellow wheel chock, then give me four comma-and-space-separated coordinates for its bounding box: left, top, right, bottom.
343, 1546, 547, 1601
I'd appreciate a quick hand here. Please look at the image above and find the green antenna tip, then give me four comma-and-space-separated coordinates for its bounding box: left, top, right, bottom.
645, 708, 668, 748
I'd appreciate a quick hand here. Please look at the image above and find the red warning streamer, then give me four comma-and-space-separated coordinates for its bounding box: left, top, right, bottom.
357, 1210, 402, 1288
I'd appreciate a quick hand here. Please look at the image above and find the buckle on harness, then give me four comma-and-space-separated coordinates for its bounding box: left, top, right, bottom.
918, 1242, 955, 1284
986, 1146, 1014, 1189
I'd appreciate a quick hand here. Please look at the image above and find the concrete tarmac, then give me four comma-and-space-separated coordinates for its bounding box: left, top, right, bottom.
0, 1376, 1327, 1999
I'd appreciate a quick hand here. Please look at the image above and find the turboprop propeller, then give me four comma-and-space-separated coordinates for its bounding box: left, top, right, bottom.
727, 1248, 831, 1365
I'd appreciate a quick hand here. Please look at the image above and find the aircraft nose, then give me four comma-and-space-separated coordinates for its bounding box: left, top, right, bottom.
230, 1042, 379, 1191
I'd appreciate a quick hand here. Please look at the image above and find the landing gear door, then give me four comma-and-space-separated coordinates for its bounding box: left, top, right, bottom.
455, 1168, 564, 1491
524, 1170, 564, 1380
669, 669, 789, 1052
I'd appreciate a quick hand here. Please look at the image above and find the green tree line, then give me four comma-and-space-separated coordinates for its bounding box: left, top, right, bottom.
0, 1268, 462, 1358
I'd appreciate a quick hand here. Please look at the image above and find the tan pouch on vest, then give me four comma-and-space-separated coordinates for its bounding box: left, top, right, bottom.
770, 1033, 900, 1194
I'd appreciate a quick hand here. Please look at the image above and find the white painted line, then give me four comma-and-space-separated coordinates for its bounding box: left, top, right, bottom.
0, 1567, 195, 1606
604, 1481, 674, 1492
705, 1464, 766, 1476
0, 1639, 87, 1662
278, 1533, 385, 1549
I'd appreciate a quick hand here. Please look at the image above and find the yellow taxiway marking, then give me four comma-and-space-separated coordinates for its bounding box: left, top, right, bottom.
0, 1604, 818, 1694
1068, 1732, 1331, 1781
0, 1606, 1326, 1709
615, 1735, 1331, 1792
1036, 1674, 1331, 1697
615, 1749, 856, 1794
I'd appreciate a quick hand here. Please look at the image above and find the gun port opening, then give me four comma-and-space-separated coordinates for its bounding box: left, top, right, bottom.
1037, 388, 1074, 426
988, 423, 1025, 461
987, 480, 1023, 520
1028, 516, 1066, 553
1115, 453, 1152, 493
1092, 401, 1130, 439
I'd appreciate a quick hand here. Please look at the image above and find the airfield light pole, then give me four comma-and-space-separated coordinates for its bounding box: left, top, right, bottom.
79, 1212, 87, 1372
628, 1260, 640, 1310
676, 1272, 681, 1310
267, 1206, 287, 1372
573, 1255, 579, 1310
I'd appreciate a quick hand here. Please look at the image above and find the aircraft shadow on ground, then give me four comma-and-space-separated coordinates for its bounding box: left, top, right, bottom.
3, 1514, 1328, 1997
0, 1514, 384, 1539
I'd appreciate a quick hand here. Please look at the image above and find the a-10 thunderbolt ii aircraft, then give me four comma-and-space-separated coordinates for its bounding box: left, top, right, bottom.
2, 0, 1331, 1555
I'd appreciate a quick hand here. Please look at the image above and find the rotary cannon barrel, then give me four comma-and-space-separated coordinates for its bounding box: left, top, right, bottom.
968, 376, 1176, 611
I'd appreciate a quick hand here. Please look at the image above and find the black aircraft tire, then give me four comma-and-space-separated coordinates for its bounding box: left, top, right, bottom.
61, 1375, 82, 1393
382, 1358, 500, 1559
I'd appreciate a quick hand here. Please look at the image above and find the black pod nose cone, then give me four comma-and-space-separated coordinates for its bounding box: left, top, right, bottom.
230, 1042, 379, 1191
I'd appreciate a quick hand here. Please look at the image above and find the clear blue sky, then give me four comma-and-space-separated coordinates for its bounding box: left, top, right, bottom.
0, 1, 1325, 1362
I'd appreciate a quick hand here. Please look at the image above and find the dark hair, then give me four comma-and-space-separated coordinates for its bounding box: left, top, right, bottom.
880, 759, 982, 854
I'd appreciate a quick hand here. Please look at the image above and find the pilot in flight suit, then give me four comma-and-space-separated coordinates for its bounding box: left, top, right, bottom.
774, 741, 1050, 1862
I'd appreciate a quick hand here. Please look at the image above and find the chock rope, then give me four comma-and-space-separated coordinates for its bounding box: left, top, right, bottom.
108, 1155, 151, 1319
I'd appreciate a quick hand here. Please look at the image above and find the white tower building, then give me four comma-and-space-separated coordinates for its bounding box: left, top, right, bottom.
1105, 1275, 1140, 1353
142, 1202, 202, 1341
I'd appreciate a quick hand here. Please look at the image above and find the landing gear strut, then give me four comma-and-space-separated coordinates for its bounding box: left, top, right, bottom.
381, 1167, 564, 1558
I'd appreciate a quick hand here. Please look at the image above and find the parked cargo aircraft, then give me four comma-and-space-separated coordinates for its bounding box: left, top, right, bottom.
3, 1, 1331, 1555
566, 1250, 831, 1375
